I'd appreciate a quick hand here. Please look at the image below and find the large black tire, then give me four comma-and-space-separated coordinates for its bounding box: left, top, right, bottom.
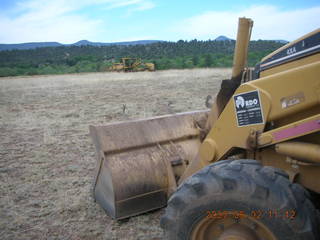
161, 159, 319, 240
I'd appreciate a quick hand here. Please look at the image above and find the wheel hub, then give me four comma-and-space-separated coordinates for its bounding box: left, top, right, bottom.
218, 224, 258, 240
190, 213, 276, 240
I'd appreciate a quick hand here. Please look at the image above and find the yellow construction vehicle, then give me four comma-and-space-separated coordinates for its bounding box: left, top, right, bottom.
90, 18, 320, 239
110, 57, 155, 72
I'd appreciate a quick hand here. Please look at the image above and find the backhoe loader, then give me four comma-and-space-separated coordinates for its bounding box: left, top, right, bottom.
110, 57, 155, 72
89, 18, 320, 239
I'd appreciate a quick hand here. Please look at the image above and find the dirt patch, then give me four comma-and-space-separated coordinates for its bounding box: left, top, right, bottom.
0, 68, 231, 239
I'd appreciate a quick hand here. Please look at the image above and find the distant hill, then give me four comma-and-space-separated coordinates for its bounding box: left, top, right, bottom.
71, 39, 164, 47
0, 38, 288, 51
0, 40, 164, 51
214, 36, 289, 44
273, 40, 289, 44
215, 35, 233, 41
0, 42, 63, 51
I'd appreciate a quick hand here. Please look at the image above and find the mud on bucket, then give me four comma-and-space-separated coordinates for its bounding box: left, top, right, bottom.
89, 110, 209, 219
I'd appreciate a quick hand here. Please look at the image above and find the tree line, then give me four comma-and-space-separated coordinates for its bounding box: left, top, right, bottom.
0, 39, 284, 77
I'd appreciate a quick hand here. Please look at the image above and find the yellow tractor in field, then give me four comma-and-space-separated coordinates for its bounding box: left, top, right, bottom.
110, 57, 155, 72
90, 18, 320, 239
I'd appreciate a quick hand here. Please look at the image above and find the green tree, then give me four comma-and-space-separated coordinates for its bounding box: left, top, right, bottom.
192, 55, 199, 67
205, 54, 214, 67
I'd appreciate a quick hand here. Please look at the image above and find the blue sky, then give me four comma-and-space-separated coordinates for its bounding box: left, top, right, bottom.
0, 0, 319, 43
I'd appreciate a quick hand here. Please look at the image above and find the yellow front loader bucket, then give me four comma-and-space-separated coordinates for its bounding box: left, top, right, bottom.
89, 110, 209, 219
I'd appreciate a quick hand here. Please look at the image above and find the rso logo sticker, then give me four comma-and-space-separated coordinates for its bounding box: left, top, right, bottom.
233, 90, 264, 127
235, 96, 259, 109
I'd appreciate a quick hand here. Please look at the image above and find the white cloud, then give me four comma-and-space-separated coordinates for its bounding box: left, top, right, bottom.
0, 0, 155, 43
107, 0, 144, 9
118, 0, 155, 16
131, 1, 155, 11
173, 5, 320, 41
0, 13, 102, 43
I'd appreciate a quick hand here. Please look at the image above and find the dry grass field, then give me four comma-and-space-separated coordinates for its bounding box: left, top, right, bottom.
0, 68, 231, 240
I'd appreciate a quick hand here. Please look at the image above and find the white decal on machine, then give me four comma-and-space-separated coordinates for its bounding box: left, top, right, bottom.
233, 90, 264, 127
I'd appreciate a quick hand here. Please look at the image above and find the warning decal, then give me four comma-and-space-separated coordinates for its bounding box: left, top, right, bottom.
233, 90, 264, 127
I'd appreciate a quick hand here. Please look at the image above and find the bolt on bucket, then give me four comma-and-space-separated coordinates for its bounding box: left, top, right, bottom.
89, 110, 209, 219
